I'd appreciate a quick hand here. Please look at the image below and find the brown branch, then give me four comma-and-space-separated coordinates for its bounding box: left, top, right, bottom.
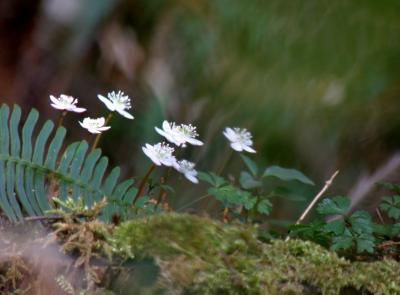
286, 170, 339, 241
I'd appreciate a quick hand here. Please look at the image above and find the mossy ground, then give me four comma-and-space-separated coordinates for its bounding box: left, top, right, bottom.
1, 214, 400, 294
111, 214, 400, 295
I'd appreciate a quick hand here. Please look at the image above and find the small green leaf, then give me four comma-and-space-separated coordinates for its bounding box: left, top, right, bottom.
372, 224, 391, 236
349, 211, 373, 234
198, 171, 227, 187
331, 229, 354, 251
391, 223, 400, 237
243, 196, 257, 210
380, 196, 400, 220
208, 185, 252, 208
317, 196, 350, 216
355, 233, 375, 253
240, 154, 258, 176
257, 199, 272, 215
323, 219, 345, 235
263, 166, 314, 185
198, 171, 214, 186
239, 171, 262, 189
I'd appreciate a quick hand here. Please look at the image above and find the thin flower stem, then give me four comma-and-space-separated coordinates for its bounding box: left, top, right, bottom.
223, 207, 230, 223
91, 113, 113, 151
285, 170, 339, 241
155, 177, 166, 209
133, 164, 156, 204
57, 111, 67, 128
376, 208, 385, 224
155, 168, 172, 209
176, 194, 210, 212
218, 147, 233, 175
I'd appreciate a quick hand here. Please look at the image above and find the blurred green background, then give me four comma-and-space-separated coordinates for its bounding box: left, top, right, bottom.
1, 0, 400, 222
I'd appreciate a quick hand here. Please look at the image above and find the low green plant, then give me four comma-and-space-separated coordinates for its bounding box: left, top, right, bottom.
198, 154, 314, 222
0, 104, 137, 223
290, 194, 400, 257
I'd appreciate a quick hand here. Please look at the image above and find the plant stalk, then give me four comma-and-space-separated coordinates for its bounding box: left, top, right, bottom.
57, 111, 67, 128
133, 164, 156, 204
177, 194, 210, 212
218, 147, 233, 175
91, 113, 113, 151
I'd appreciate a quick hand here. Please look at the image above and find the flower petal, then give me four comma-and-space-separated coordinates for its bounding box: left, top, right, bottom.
156, 127, 180, 145
88, 128, 101, 134
50, 95, 60, 105
161, 156, 177, 167
243, 145, 256, 153
186, 137, 203, 146
230, 142, 244, 152
97, 94, 115, 111
162, 120, 172, 132
97, 126, 111, 132
50, 103, 66, 110
223, 127, 236, 142
142, 147, 162, 166
117, 108, 134, 119
185, 173, 199, 184
69, 106, 86, 113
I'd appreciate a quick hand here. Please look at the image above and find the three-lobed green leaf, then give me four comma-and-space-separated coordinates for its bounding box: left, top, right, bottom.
317, 196, 350, 216
380, 195, 400, 220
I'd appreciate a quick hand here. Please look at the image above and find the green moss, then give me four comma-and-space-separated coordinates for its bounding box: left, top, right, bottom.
111, 214, 400, 295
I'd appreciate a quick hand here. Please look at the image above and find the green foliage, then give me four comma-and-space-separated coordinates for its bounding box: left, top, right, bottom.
239, 171, 262, 189
316, 197, 376, 254
239, 154, 258, 176
199, 171, 272, 219
291, 193, 400, 257
197, 171, 227, 187
198, 154, 313, 221
0, 104, 137, 222
380, 195, 400, 220
289, 221, 330, 248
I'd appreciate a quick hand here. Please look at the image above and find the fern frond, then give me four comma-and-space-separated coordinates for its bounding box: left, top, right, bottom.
0, 104, 137, 222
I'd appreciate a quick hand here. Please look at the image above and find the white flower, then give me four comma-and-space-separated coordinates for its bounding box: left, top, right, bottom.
97, 91, 134, 119
142, 142, 177, 167
79, 117, 111, 134
49, 94, 86, 113
174, 160, 198, 183
223, 127, 256, 153
155, 120, 203, 147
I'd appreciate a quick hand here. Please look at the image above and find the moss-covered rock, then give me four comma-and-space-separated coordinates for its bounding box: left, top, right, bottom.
111, 213, 400, 295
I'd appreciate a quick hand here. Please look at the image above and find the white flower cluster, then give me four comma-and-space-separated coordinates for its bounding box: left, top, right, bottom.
141, 119, 205, 183
50, 90, 257, 185
49, 90, 134, 134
